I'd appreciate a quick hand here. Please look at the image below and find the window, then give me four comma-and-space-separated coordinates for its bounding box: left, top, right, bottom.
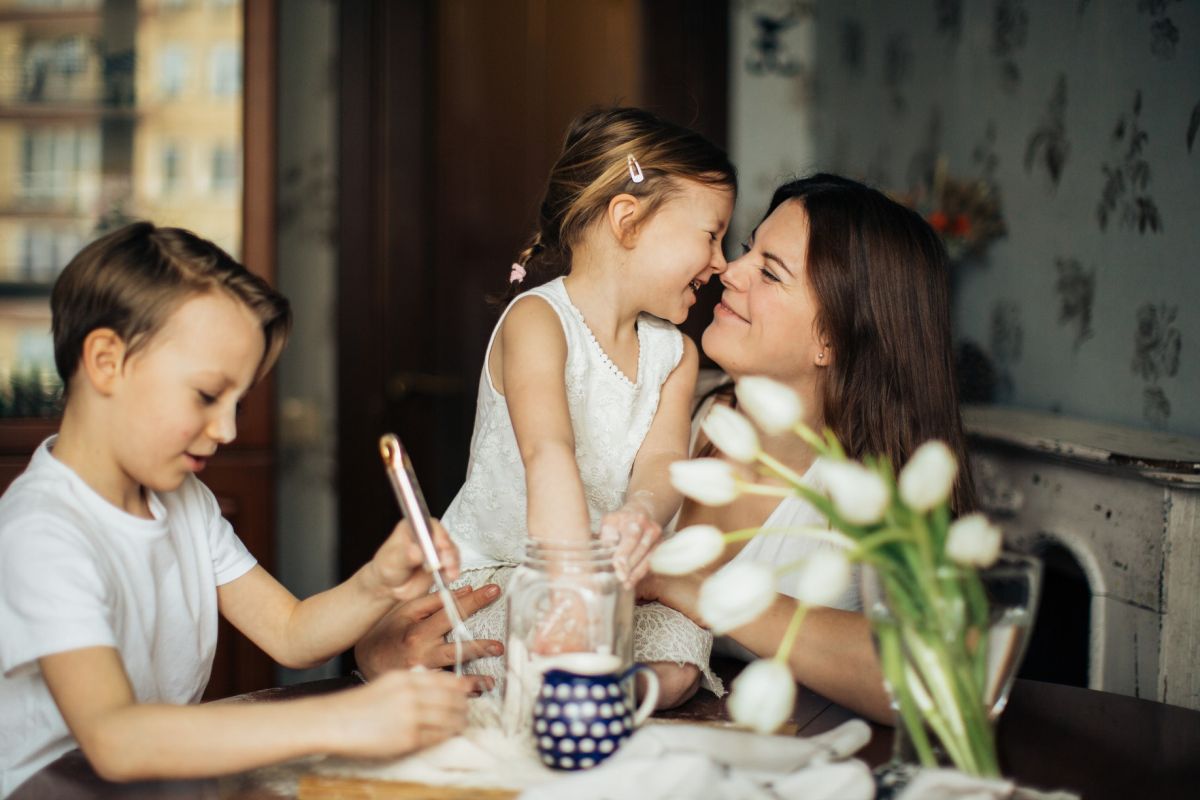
159, 45, 189, 99
211, 144, 238, 193
17, 227, 81, 284
19, 128, 99, 205
0, 0, 246, 416
161, 142, 183, 194
209, 43, 240, 98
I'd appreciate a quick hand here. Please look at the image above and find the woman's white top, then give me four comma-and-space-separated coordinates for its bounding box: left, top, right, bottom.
692, 393, 862, 612
444, 277, 684, 570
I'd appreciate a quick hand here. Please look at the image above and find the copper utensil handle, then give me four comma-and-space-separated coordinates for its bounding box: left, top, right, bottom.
379, 433, 443, 576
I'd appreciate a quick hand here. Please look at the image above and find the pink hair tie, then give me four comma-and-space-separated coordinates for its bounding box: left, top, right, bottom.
509, 263, 527, 284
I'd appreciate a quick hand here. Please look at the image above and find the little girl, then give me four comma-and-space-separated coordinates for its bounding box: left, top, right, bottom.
441, 107, 736, 707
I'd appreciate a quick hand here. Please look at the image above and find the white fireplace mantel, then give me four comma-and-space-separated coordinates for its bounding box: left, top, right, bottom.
964, 405, 1200, 711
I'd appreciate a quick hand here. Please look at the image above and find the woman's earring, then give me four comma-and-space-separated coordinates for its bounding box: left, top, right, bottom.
817, 351, 825, 360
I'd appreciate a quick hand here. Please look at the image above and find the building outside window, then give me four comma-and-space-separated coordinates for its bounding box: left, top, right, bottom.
0, 0, 243, 417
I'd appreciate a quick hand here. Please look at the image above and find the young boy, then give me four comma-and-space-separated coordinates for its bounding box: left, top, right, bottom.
0, 223, 475, 796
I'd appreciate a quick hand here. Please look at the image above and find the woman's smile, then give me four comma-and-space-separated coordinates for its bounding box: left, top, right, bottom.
714, 296, 749, 323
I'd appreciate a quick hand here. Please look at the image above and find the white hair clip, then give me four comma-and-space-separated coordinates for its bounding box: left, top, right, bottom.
627, 154, 645, 184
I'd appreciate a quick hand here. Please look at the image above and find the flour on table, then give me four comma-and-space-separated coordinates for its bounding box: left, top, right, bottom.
314, 693, 552, 791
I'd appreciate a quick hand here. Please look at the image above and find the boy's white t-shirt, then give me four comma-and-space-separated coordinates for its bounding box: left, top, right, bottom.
0, 437, 256, 797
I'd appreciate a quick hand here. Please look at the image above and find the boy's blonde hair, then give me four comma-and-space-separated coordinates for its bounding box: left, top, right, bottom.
51, 222, 292, 388
498, 106, 737, 302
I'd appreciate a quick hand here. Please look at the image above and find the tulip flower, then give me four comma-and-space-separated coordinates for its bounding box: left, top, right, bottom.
946, 513, 1002, 568
794, 549, 852, 607
735, 376, 804, 434
649, 525, 726, 575
821, 460, 890, 526
728, 658, 797, 734
700, 404, 761, 463
698, 561, 777, 634
899, 440, 958, 513
669, 458, 740, 506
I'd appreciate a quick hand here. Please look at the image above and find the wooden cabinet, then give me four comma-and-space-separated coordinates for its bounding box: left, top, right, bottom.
0, 0, 278, 700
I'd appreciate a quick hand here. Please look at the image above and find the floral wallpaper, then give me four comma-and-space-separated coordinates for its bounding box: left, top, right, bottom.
730, 0, 1199, 434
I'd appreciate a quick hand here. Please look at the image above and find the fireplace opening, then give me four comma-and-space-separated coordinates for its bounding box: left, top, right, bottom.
1018, 541, 1090, 688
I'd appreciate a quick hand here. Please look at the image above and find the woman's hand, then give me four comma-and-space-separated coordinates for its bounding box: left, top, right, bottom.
326, 670, 474, 758
355, 584, 502, 692
368, 518, 460, 603
599, 493, 663, 587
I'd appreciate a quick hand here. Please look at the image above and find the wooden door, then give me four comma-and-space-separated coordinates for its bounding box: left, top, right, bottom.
337, 1, 728, 595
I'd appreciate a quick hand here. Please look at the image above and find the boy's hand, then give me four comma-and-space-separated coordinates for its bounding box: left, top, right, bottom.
599, 494, 663, 588
327, 670, 473, 758
369, 518, 460, 602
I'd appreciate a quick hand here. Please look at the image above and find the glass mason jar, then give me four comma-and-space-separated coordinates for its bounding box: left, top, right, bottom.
502, 539, 633, 737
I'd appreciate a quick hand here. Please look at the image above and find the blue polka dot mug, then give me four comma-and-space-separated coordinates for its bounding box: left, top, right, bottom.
532, 653, 660, 771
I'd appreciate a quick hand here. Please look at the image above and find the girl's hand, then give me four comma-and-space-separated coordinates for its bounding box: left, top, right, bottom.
635, 571, 704, 626
530, 587, 592, 655
327, 670, 473, 758
599, 495, 663, 588
369, 518, 461, 602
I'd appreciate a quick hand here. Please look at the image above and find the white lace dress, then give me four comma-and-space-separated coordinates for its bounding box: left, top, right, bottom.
442, 277, 721, 694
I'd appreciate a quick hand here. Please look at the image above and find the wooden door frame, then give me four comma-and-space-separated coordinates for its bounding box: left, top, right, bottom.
337, 1, 435, 582
202, 0, 279, 698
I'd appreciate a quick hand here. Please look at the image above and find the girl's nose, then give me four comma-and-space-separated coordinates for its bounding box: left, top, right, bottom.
709, 244, 729, 274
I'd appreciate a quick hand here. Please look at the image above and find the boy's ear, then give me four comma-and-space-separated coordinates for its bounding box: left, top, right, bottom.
79, 328, 128, 396
605, 193, 643, 248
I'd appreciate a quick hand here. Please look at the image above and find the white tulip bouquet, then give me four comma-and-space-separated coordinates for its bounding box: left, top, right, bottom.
652, 376, 1009, 778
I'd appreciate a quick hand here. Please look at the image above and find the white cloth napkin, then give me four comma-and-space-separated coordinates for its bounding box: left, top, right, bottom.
517, 720, 875, 800
895, 767, 1080, 800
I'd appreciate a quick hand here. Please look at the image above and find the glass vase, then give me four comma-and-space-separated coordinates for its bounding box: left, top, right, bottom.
861, 553, 1042, 785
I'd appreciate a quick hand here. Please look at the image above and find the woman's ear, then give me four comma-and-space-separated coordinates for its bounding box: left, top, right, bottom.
814, 342, 832, 367
79, 328, 127, 396
606, 193, 643, 248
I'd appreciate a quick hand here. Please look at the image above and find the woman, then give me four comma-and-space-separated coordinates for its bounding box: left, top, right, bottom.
357, 174, 975, 724
643, 174, 975, 723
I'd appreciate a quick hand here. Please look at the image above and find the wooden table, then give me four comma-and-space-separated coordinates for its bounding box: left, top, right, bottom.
12, 660, 1200, 799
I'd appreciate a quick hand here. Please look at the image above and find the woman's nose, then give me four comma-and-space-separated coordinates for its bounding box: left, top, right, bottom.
720, 252, 751, 290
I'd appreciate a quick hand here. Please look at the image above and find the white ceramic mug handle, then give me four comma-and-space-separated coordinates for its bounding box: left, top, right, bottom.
622, 663, 659, 726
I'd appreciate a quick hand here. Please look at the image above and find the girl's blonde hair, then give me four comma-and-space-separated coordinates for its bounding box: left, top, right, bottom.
500, 107, 736, 301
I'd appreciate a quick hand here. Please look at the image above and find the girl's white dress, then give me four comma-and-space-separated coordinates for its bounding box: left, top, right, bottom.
442, 277, 720, 693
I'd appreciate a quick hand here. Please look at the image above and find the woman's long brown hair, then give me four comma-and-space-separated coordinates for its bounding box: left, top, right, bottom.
704, 173, 976, 514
